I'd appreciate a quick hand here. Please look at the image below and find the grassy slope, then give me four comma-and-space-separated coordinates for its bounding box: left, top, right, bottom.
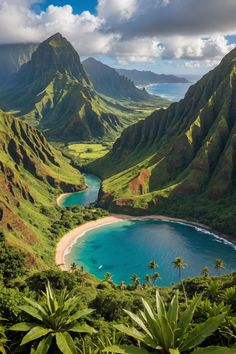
0, 34, 170, 143
0, 109, 86, 269
88, 48, 236, 238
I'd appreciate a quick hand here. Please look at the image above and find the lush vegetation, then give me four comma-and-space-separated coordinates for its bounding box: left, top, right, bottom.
0, 108, 112, 268
0, 33, 168, 143
0, 248, 236, 353
88, 46, 236, 239
65, 143, 110, 165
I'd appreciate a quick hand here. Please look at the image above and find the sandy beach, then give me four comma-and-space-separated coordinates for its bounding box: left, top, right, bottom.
56, 193, 68, 207
55, 214, 236, 271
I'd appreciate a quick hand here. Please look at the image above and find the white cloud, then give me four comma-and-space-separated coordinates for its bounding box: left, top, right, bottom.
0, 0, 235, 68
97, 0, 137, 22
109, 37, 164, 62
0, 1, 116, 55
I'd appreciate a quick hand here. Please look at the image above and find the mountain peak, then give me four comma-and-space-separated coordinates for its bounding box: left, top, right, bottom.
11, 33, 90, 86
44, 32, 68, 47
48, 32, 63, 40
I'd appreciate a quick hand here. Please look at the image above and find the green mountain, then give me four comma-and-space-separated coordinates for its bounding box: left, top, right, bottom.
0, 108, 85, 268
0, 43, 38, 82
0, 34, 140, 141
83, 57, 157, 101
90, 47, 236, 237
116, 68, 189, 85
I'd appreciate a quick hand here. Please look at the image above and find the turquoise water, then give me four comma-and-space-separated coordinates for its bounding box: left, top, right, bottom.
146, 82, 193, 101
59, 174, 100, 207
65, 219, 236, 286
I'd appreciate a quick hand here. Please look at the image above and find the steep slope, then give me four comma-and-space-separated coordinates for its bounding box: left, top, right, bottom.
90, 47, 236, 237
0, 109, 85, 268
117, 68, 189, 85
0, 43, 38, 82
0, 34, 132, 141
83, 57, 158, 101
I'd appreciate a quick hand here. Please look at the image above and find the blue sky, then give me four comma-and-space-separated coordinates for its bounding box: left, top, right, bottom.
2, 0, 236, 75
33, 0, 98, 14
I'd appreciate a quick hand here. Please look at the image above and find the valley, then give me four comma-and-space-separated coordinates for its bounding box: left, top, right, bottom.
0, 12, 236, 351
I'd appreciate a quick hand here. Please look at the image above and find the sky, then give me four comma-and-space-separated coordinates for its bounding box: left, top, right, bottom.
1, 0, 236, 75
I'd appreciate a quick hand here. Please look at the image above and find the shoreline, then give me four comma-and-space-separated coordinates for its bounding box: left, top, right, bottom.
56, 185, 89, 207
56, 193, 68, 207
55, 214, 236, 271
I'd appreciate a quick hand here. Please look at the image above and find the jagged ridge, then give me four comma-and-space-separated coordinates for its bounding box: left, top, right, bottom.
89, 47, 236, 237
83, 57, 156, 101
0, 109, 85, 267
0, 34, 139, 141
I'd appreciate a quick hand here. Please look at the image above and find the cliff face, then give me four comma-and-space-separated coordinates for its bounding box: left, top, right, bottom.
0, 109, 85, 268
0, 43, 38, 82
83, 57, 155, 101
89, 47, 236, 236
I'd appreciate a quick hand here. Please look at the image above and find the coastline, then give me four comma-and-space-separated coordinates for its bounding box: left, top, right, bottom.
56, 185, 89, 207
55, 214, 236, 271
56, 193, 68, 207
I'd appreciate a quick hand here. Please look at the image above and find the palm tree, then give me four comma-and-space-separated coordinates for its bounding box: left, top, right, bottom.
105, 290, 230, 354
134, 279, 140, 289
130, 274, 140, 289
215, 259, 225, 275
148, 260, 158, 271
70, 262, 77, 272
201, 266, 210, 277
172, 257, 187, 280
145, 274, 152, 286
131, 274, 139, 285
152, 271, 161, 285
105, 272, 112, 283
118, 281, 126, 290
79, 265, 85, 273
172, 257, 187, 303
10, 282, 96, 353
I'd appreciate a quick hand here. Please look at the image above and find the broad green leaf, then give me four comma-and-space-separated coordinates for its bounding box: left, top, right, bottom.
114, 324, 145, 342
124, 310, 152, 337
21, 327, 52, 346
10, 322, 39, 332
0, 346, 6, 354
159, 315, 174, 349
169, 350, 180, 354
140, 300, 164, 345
35, 334, 53, 354
23, 298, 47, 317
55, 332, 77, 354
69, 323, 97, 334
156, 290, 167, 319
167, 291, 179, 330
103, 344, 150, 353
177, 295, 202, 342
193, 346, 236, 354
138, 310, 163, 348
66, 308, 94, 324
19, 305, 43, 321
181, 313, 226, 351
142, 298, 156, 321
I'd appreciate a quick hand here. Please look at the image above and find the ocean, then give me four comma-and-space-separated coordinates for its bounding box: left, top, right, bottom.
145, 74, 202, 102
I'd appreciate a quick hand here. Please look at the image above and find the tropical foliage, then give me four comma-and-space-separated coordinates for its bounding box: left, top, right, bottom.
0, 320, 7, 354
105, 290, 234, 353
10, 283, 96, 353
